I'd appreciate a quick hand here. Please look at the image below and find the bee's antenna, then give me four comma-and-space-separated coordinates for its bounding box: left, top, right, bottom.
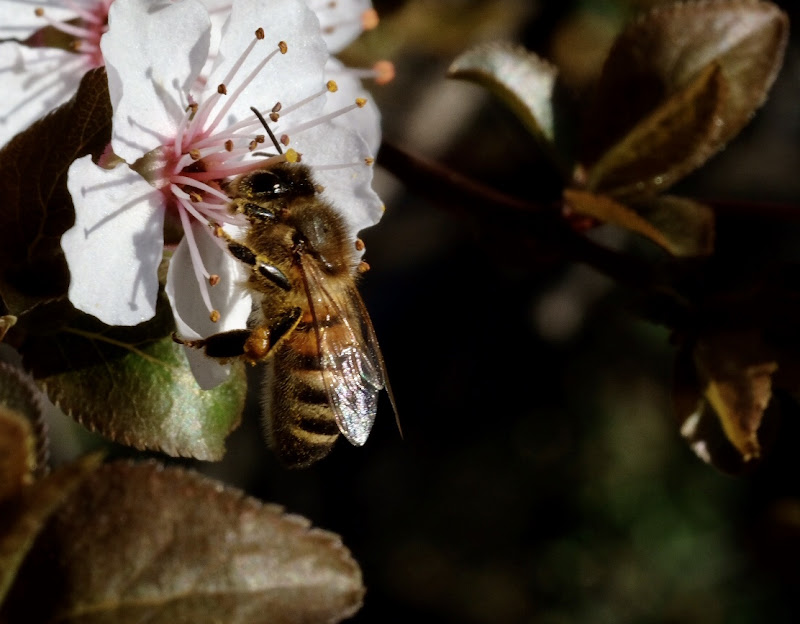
250, 106, 283, 155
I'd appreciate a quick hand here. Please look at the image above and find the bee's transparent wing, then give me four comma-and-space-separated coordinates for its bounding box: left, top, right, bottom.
300, 259, 385, 446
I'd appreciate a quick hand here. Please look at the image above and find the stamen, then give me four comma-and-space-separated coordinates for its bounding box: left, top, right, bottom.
171, 176, 231, 202
282, 99, 368, 136
205, 42, 284, 136
210, 309, 221, 322
176, 193, 211, 226
176, 207, 214, 312
184, 152, 290, 181
34, 9, 95, 40
373, 60, 395, 85
209, 274, 220, 286
275, 85, 334, 117
310, 161, 370, 171
362, 8, 379, 30
189, 32, 266, 140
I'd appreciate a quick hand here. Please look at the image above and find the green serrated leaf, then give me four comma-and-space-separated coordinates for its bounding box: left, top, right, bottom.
448, 41, 567, 172
0, 453, 103, 605
582, 0, 788, 191
34, 331, 246, 461
0, 67, 111, 316
2, 461, 364, 624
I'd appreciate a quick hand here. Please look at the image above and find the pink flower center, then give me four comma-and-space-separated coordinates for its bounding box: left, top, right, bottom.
33, 0, 112, 68
140, 31, 372, 321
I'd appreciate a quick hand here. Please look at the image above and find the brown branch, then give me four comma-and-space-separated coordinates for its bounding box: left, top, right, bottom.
377, 141, 656, 290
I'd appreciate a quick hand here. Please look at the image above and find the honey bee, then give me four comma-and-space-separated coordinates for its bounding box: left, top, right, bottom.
178, 116, 396, 468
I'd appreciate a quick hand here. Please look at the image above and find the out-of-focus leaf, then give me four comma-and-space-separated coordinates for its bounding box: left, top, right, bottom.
0, 408, 35, 504
633, 195, 715, 257
448, 42, 563, 166
0, 363, 48, 481
584, 62, 726, 198
563, 189, 673, 252
548, 10, 620, 90
2, 461, 365, 624
0, 316, 15, 343
673, 331, 780, 472
0, 453, 103, 604
0, 67, 111, 316
582, 0, 788, 193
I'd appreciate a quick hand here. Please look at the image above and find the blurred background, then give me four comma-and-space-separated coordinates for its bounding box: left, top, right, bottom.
45, 0, 800, 622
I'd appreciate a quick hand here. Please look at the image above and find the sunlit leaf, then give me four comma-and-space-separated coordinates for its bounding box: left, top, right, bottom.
2, 461, 365, 624
448, 42, 564, 167
563, 189, 673, 253
18, 279, 246, 460
34, 331, 245, 461
584, 62, 726, 198
582, 0, 788, 194
0, 363, 49, 484
0, 67, 111, 316
0, 454, 103, 604
633, 195, 715, 257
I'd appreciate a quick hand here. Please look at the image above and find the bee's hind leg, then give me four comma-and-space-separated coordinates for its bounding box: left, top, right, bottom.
172, 307, 301, 365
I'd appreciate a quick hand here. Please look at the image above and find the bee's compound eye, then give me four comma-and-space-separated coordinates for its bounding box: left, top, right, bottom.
247, 171, 289, 199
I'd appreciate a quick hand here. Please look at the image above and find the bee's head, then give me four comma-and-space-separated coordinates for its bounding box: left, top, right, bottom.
231, 163, 316, 205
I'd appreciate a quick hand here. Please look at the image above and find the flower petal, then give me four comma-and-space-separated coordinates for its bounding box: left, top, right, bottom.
203, 0, 327, 127
311, 0, 373, 54
324, 57, 381, 153
166, 221, 252, 388
102, 0, 211, 162
0, 42, 88, 147
0, 0, 77, 37
291, 122, 383, 237
64, 155, 165, 325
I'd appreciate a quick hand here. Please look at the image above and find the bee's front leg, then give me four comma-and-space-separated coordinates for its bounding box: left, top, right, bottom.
173, 307, 301, 365
210, 224, 290, 291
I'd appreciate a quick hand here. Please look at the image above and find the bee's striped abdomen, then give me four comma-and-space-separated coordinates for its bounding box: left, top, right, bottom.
262, 313, 349, 468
